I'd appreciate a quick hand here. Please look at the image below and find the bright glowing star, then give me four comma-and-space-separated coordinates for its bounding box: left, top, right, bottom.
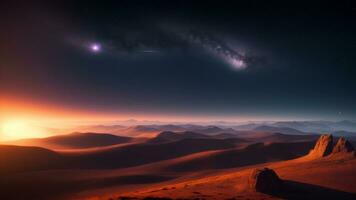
90, 43, 101, 52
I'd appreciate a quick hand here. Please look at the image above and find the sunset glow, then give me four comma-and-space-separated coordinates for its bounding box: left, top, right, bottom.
0, 96, 266, 141
1, 119, 48, 141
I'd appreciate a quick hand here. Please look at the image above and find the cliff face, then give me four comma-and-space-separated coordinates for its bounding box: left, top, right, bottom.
308, 134, 333, 158
332, 137, 354, 154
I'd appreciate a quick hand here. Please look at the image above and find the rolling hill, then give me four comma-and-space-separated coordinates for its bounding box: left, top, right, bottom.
148, 131, 210, 143
0, 145, 64, 174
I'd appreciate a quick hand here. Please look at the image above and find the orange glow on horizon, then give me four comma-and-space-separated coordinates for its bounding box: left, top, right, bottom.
0, 95, 275, 141
1, 119, 48, 141
0, 96, 128, 141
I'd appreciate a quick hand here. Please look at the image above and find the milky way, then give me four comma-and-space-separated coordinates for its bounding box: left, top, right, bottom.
182, 29, 247, 70
77, 26, 251, 70
66, 18, 253, 70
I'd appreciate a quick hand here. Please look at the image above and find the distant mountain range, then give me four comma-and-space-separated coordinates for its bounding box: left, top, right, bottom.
233, 121, 356, 137
38, 120, 356, 143
252, 125, 308, 135
271, 120, 356, 132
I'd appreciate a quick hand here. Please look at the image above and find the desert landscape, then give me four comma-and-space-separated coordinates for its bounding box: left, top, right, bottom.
1, 122, 356, 200
1, 0, 356, 199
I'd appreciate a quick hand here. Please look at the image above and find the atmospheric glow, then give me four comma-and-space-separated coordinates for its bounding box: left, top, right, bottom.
1, 120, 48, 141
0, 96, 302, 141
90, 43, 101, 52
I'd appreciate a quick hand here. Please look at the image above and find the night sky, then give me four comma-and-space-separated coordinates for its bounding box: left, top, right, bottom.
1, 0, 356, 121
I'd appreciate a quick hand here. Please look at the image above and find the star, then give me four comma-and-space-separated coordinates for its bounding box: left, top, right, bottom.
90, 43, 101, 53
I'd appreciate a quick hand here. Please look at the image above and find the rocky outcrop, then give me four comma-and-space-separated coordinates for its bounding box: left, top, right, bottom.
249, 168, 283, 194
332, 137, 354, 154
307, 134, 355, 159
308, 134, 333, 158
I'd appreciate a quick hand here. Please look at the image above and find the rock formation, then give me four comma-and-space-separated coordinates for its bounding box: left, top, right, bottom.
249, 168, 283, 194
307, 134, 355, 159
308, 134, 333, 158
332, 137, 355, 154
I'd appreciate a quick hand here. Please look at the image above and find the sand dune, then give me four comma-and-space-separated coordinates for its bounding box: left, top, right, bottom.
0, 140, 317, 199
158, 141, 315, 172
147, 131, 210, 143
110, 136, 356, 200
0, 145, 64, 174
69, 138, 237, 169
0, 137, 239, 173
117, 158, 356, 200
1, 133, 355, 200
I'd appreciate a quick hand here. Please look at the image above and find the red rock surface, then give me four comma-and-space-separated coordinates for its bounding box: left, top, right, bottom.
308, 134, 333, 158
332, 137, 354, 154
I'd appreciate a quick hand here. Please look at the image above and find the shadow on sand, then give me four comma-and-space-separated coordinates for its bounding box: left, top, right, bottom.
267, 180, 356, 200
0, 174, 175, 200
